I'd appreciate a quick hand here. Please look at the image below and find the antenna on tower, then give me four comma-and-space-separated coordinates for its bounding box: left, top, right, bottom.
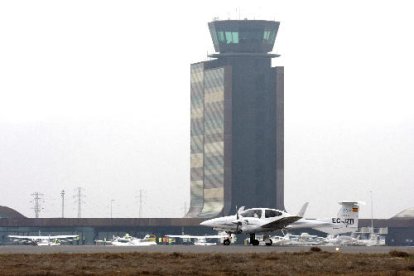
31, 192, 44, 218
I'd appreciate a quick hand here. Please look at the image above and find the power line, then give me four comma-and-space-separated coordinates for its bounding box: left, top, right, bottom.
135, 189, 145, 218
370, 190, 374, 234
31, 192, 44, 218
73, 187, 85, 218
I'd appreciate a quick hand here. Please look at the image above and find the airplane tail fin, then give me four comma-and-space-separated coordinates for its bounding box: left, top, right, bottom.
317, 201, 361, 235
297, 202, 309, 217
333, 201, 360, 234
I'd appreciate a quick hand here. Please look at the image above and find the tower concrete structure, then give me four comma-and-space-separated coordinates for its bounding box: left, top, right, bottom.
186, 20, 284, 218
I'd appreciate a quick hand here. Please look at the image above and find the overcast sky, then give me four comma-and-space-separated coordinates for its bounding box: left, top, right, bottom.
0, 0, 413, 219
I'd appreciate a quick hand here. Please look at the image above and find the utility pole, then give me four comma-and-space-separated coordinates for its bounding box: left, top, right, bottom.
61, 190, 65, 218
31, 192, 44, 218
135, 189, 145, 218
139, 190, 143, 218
77, 187, 82, 218
370, 190, 374, 234
74, 187, 85, 218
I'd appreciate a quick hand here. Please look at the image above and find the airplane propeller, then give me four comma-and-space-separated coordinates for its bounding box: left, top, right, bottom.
234, 205, 245, 234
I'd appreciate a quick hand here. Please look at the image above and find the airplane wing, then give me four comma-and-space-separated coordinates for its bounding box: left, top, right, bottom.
8, 235, 43, 241
261, 216, 302, 230
166, 235, 225, 239
8, 235, 79, 241
51, 235, 79, 240
165, 235, 192, 239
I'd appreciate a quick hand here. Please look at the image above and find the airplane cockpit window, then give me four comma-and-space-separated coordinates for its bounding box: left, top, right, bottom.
265, 209, 282, 218
241, 209, 262, 218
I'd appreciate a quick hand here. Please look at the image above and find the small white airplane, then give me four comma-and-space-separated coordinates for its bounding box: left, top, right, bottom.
324, 232, 385, 247
323, 234, 361, 246
106, 234, 157, 246
356, 233, 386, 246
94, 237, 112, 245
200, 207, 301, 246
166, 233, 231, 246
267, 232, 325, 246
8, 234, 79, 246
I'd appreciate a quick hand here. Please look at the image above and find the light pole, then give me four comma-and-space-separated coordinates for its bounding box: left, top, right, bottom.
370, 190, 374, 234
61, 190, 65, 218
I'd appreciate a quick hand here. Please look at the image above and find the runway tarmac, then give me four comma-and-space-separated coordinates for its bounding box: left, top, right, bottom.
0, 245, 413, 254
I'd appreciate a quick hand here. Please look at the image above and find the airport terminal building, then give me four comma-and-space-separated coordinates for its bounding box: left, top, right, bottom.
1, 205, 414, 246
186, 20, 285, 218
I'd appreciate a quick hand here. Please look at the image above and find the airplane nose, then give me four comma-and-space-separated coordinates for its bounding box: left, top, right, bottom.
200, 219, 213, 227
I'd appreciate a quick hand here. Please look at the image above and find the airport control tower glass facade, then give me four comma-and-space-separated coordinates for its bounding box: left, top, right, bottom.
187, 20, 284, 218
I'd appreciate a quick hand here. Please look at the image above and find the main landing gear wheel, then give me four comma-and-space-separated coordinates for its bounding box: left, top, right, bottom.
265, 239, 273, 246
252, 239, 260, 246
223, 239, 231, 246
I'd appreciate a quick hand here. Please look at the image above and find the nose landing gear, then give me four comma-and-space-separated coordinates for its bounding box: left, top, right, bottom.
223, 232, 233, 246
249, 233, 260, 246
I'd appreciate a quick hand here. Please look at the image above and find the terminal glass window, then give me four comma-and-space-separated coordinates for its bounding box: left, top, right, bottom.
189, 63, 205, 217
201, 67, 225, 217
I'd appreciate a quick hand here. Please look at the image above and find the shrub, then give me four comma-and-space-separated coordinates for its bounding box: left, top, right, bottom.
310, 247, 322, 252
389, 250, 409, 258
170, 252, 183, 258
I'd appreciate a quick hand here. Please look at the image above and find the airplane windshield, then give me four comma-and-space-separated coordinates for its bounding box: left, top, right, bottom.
265, 209, 282, 218
241, 209, 262, 218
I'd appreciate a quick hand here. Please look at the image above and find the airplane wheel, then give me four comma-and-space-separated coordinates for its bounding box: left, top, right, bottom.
252, 239, 260, 246
223, 239, 231, 246
265, 239, 273, 246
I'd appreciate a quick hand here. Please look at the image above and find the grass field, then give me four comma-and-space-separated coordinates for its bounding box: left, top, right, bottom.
0, 250, 413, 275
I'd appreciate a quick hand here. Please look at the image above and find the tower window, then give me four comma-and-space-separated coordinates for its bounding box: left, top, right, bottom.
224, 31, 239, 44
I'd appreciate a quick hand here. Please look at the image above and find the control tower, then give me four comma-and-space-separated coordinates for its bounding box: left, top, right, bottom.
187, 20, 284, 218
